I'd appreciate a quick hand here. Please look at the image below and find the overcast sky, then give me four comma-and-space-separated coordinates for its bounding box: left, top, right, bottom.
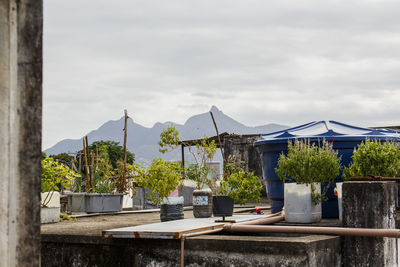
43, 0, 400, 150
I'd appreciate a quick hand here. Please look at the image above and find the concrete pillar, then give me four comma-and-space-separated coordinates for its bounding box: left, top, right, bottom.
343, 181, 397, 267
0, 0, 42, 266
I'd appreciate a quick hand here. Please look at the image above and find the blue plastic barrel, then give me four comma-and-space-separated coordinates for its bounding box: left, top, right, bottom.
254, 121, 400, 218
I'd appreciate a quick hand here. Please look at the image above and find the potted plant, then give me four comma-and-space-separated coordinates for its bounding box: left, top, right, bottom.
83, 144, 134, 213
185, 137, 217, 218
136, 157, 184, 222
159, 126, 217, 218
41, 157, 79, 223
215, 156, 263, 217
275, 139, 341, 223
338, 139, 400, 221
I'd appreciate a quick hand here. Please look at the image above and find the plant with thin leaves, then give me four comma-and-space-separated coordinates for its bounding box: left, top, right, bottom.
275, 139, 341, 205
158, 126, 180, 154
185, 137, 217, 189
135, 158, 182, 205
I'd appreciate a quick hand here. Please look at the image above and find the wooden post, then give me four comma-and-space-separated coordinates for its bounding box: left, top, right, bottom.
83, 137, 90, 191
123, 109, 128, 179
210, 111, 224, 162
181, 144, 185, 179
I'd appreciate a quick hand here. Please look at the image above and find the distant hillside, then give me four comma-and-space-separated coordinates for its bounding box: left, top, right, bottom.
44, 106, 289, 164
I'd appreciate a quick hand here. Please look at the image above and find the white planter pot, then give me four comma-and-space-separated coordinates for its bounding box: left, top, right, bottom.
336, 182, 343, 222
284, 183, 322, 223
41, 191, 60, 223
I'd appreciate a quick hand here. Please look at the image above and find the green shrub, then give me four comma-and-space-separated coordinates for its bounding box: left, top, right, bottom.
136, 158, 182, 205
344, 139, 400, 178
220, 168, 262, 205
41, 157, 80, 193
275, 139, 341, 204
158, 126, 180, 154
41, 157, 81, 207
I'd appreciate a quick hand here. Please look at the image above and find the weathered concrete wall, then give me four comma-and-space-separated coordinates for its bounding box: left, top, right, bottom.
0, 0, 42, 266
41, 234, 341, 267
342, 181, 397, 267
223, 135, 262, 178
223, 134, 266, 194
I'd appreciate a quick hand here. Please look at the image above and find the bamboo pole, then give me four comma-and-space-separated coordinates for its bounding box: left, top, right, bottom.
85, 136, 92, 190
123, 109, 128, 180
209, 111, 224, 162
83, 137, 90, 190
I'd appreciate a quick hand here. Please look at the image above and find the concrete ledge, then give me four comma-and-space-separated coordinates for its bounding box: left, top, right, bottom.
41, 233, 341, 266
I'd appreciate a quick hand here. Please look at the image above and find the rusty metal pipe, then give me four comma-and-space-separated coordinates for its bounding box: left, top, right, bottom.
182, 228, 224, 239
224, 224, 400, 238
180, 228, 224, 267
180, 212, 284, 266
235, 212, 284, 226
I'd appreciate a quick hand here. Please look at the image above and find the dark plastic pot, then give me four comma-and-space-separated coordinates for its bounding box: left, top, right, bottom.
213, 196, 234, 217
193, 189, 213, 218
160, 204, 184, 222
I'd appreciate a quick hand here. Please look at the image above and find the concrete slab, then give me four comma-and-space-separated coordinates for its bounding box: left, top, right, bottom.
103, 214, 270, 239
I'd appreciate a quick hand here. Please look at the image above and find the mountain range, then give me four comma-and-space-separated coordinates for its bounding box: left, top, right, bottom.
44, 106, 289, 164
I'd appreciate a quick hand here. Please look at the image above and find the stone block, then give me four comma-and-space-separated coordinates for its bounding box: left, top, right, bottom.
343, 181, 397, 267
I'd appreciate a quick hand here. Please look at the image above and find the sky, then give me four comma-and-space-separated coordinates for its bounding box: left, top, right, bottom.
43, 0, 400, 150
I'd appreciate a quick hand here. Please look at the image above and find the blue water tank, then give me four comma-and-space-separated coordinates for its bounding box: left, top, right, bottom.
254, 120, 400, 218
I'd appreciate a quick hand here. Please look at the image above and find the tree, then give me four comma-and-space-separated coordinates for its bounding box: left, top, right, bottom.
49, 152, 76, 168
76, 140, 135, 171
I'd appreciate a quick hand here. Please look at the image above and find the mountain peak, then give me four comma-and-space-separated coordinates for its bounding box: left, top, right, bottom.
210, 105, 220, 113
44, 107, 289, 164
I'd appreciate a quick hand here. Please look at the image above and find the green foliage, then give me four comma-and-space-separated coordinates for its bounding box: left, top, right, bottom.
94, 179, 114, 193
158, 126, 180, 154
275, 140, 341, 205
186, 137, 217, 189
136, 158, 182, 205
42, 152, 47, 159
220, 168, 262, 205
49, 152, 76, 167
344, 139, 400, 178
41, 157, 81, 207
76, 140, 135, 170
89, 144, 115, 193
60, 212, 73, 221
112, 160, 137, 195
158, 125, 218, 190
186, 165, 209, 189
223, 155, 245, 179
41, 157, 80, 193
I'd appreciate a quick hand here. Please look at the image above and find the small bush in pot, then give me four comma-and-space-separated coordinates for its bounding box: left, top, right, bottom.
136, 158, 184, 221
343, 139, 400, 179
212, 155, 263, 217
340, 139, 400, 216
275, 139, 341, 223
220, 168, 263, 205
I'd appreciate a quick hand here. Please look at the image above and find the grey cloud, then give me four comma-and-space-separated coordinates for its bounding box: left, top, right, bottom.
43, 0, 400, 149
